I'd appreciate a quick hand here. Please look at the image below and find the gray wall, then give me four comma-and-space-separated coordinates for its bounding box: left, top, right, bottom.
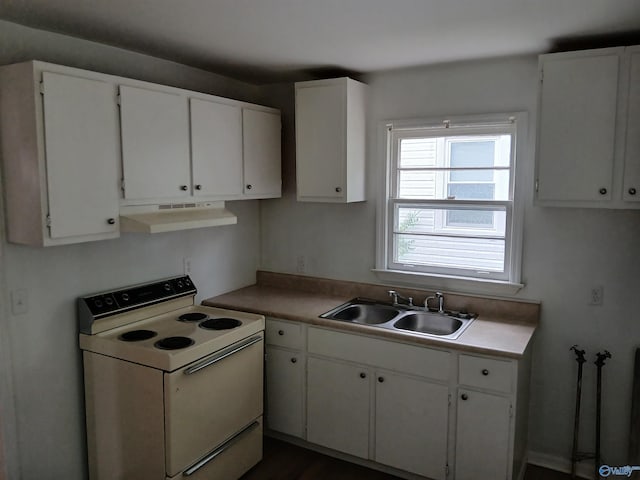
260, 57, 640, 473
0, 21, 264, 480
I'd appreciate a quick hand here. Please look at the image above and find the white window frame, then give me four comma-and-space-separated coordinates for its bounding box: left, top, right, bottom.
374, 113, 527, 295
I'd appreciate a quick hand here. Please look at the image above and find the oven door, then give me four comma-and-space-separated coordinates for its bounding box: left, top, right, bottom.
164, 333, 264, 476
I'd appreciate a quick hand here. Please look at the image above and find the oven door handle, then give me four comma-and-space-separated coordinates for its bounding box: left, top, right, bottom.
183, 420, 260, 476
184, 335, 262, 375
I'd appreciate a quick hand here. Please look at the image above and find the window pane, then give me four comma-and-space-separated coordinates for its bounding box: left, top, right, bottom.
450, 141, 495, 168
399, 170, 439, 198
395, 206, 506, 236
447, 209, 493, 227
450, 169, 494, 182
399, 138, 437, 168
394, 233, 505, 272
447, 183, 495, 200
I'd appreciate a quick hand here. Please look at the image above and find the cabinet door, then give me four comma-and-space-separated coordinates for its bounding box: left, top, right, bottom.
455, 390, 511, 480
375, 372, 449, 480
623, 49, 640, 202
306, 357, 370, 459
537, 52, 620, 202
265, 347, 305, 438
120, 85, 191, 201
295, 84, 345, 200
242, 109, 281, 197
42, 72, 120, 239
190, 98, 243, 197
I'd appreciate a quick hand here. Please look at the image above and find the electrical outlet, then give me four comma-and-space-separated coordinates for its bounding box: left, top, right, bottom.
296, 255, 306, 274
183, 257, 192, 274
11, 289, 28, 315
590, 286, 604, 306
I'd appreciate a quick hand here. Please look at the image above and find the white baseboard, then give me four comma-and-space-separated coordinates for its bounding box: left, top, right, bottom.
528, 450, 594, 480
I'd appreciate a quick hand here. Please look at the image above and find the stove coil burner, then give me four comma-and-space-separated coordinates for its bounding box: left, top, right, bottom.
199, 317, 242, 330
154, 336, 195, 350
178, 312, 210, 322
118, 330, 157, 342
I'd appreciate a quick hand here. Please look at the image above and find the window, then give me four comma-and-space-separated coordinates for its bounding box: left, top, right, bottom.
378, 114, 525, 287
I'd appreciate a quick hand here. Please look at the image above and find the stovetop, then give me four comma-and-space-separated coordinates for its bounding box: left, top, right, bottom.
80, 304, 264, 372
78, 276, 264, 372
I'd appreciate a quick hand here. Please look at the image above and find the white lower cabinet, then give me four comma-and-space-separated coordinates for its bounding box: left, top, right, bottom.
375, 371, 449, 479
307, 357, 371, 458
265, 346, 305, 438
264, 319, 306, 439
454, 389, 511, 480
453, 353, 528, 480
264, 321, 530, 480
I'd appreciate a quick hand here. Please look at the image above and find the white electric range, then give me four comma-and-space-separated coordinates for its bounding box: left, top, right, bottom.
78, 275, 265, 480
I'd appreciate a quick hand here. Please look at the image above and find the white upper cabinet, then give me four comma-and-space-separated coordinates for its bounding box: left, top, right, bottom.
120, 90, 281, 205
242, 108, 282, 198
120, 85, 191, 202
295, 77, 366, 203
623, 47, 640, 202
536, 46, 640, 208
0, 60, 282, 245
190, 98, 244, 197
0, 62, 120, 246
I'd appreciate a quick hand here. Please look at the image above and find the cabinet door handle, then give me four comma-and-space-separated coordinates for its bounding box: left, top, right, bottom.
359, 372, 367, 379
107, 218, 116, 225
290, 357, 297, 364
335, 187, 342, 193
180, 185, 188, 191
378, 376, 384, 383
246, 184, 253, 190
629, 187, 637, 196
599, 188, 607, 195
461, 393, 469, 401
278, 330, 284, 336
195, 184, 202, 190
482, 369, 489, 376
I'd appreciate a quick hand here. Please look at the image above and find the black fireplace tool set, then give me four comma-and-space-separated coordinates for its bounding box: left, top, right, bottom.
570, 345, 612, 480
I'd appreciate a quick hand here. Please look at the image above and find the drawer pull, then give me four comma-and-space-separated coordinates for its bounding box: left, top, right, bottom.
183, 420, 260, 476
184, 336, 262, 375
278, 330, 284, 336
359, 372, 367, 379
378, 376, 385, 383
482, 369, 490, 376
291, 357, 297, 364
599, 188, 607, 195
461, 393, 469, 401
629, 187, 637, 196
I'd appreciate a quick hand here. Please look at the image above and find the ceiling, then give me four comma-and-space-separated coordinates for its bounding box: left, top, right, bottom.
1, 0, 640, 84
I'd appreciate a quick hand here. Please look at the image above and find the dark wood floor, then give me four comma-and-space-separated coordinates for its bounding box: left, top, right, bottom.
241, 437, 576, 480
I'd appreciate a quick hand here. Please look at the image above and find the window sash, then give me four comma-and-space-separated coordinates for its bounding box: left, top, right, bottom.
387, 122, 516, 281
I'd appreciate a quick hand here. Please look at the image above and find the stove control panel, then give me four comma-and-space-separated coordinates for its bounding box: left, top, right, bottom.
78, 276, 197, 333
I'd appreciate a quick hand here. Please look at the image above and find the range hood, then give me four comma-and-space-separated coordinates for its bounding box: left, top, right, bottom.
119, 202, 237, 234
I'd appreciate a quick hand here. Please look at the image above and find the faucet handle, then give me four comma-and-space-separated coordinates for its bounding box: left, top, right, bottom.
388, 290, 398, 303
425, 295, 436, 309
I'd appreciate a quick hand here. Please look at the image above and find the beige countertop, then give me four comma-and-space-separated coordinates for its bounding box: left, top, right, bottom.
203, 283, 537, 359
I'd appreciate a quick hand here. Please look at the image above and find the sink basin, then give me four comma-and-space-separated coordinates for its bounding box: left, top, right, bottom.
393, 312, 463, 336
323, 303, 401, 325
320, 298, 476, 340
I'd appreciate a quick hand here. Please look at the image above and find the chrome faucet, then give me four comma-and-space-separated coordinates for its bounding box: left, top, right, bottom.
388, 290, 413, 307
425, 292, 445, 313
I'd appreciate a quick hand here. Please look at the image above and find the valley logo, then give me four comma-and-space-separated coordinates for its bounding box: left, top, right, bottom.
599, 465, 640, 477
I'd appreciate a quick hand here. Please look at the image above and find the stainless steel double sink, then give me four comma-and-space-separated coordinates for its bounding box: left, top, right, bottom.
320, 298, 476, 340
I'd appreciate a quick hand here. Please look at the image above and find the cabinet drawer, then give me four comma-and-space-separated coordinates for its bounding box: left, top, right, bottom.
308, 327, 450, 381
265, 318, 304, 349
459, 354, 514, 393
